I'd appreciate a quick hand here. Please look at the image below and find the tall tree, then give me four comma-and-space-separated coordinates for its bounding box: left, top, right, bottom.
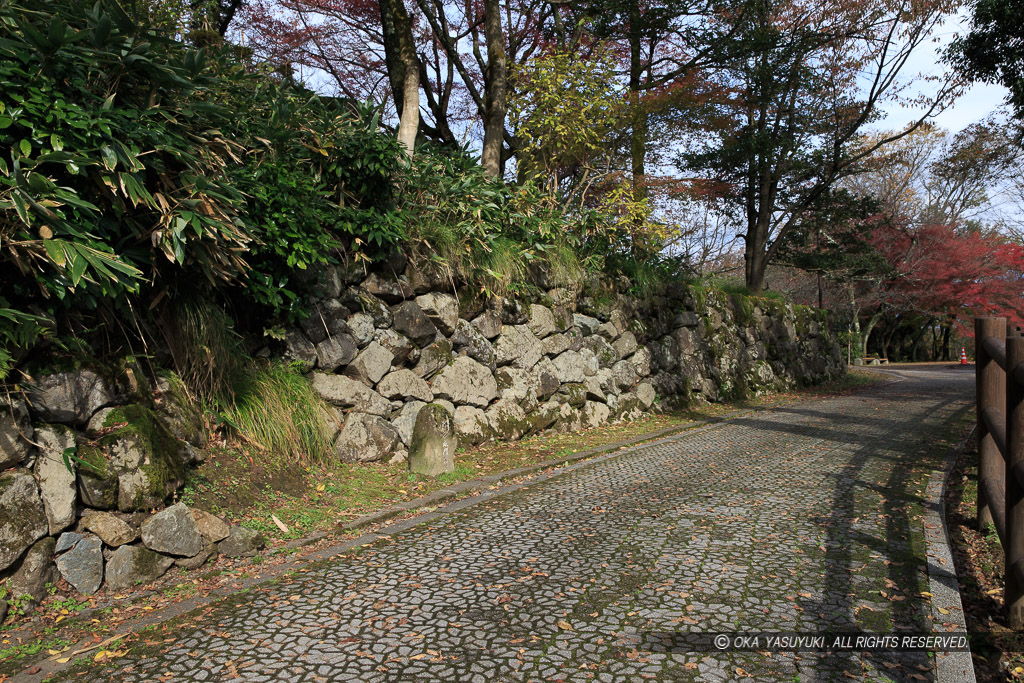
682, 0, 958, 291
949, 0, 1024, 119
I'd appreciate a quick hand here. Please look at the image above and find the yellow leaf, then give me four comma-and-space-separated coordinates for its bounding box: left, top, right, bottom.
556, 620, 573, 630
937, 607, 950, 615
56, 657, 71, 664
271, 514, 290, 533
316, 484, 326, 492
920, 591, 932, 597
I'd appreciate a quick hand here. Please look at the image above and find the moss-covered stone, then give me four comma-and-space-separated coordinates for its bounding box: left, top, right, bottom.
485, 398, 531, 440
75, 444, 119, 510
559, 383, 587, 408
408, 403, 457, 477
92, 404, 187, 512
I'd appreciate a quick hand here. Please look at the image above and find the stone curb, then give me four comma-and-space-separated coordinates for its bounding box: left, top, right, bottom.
926, 423, 977, 683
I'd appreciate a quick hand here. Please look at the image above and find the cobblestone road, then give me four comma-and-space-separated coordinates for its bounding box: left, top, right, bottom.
74, 366, 974, 682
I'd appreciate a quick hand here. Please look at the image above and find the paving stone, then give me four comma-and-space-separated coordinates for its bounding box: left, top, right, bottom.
74, 367, 972, 683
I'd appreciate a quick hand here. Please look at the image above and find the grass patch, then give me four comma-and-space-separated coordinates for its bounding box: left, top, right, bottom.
222, 361, 334, 465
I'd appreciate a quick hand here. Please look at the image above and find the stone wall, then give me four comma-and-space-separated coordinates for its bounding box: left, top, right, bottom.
0, 265, 844, 611
281, 266, 845, 464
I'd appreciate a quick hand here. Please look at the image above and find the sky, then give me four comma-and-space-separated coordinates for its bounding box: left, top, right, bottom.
879, 12, 1011, 134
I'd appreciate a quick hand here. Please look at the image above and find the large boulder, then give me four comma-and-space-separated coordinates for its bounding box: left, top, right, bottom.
494, 325, 543, 370
390, 401, 426, 447
612, 331, 638, 360
453, 406, 493, 446
283, 329, 317, 370
0, 395, 33, 470
75, 444, 119, 510
451, 320, 496, 368
5, 537, 55, 611
333, 413, 401, 463
24, 368, 119, 425
495, 367, 538, 412
218, 526, 265, 558
583, 376, 606, 403
485, 398, 530, 441
415, 293, 459, 336
471, 310, 502, 340
153, 376, 206, 449
531, 358, 561, 401
412, 338, 453, 380
573, 314, 602, 336
392, 301, 438, 347
526, 401, 560, 433
528, 304, 557, 338
541, 333, 570, 357
581, 336, 618, 368
347, 312, 376, 347
310, 373, 390, 416
628, 347, 653, 377
33, 424, 78, 534
611, 360, 639, 392
81, 511, 137, 547
344, 341, 394, 386
636, 382, 657, 409
314, 333, 358, 372
342, 288, 393, 328
191, 509, 231, 543
362, 272, 413, 304
377, 369, 433, 402
81, 405, 188, 512
54, 534, 103, 595
0, 470, 48, 572
105, 545, 174, 591
174, 539, 218, 570
408, 403, 458, 477
494, 298, 530, 325
141, 503, 205, 557
582, 401, 611, 429
431, 357, 499, 408
374, 329, 416, 365
299, 300, 350, 344
551, 350, 586, 384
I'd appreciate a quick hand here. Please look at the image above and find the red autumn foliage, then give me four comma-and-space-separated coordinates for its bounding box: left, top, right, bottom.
866, 220, 1024, 333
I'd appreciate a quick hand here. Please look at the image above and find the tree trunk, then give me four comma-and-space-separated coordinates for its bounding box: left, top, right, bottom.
628, 9, 647, 202
379, 0, 420, 156
744, 215, 770, 292
481, 0, 507, 179
911, 318, 933, 362
862, 311, 883, 357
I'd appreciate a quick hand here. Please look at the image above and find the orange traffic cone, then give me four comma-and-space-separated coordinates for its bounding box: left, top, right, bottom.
961, 347, 968, 365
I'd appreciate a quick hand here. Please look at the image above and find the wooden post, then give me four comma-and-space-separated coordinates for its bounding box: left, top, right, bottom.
1007, 334, 1024, 628
977, 317, 1007, 530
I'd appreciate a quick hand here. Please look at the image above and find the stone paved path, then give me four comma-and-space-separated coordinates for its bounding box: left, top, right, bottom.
69, 366, 974, 682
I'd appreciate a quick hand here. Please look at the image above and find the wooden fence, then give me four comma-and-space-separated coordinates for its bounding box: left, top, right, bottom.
975, 316, 1024, 629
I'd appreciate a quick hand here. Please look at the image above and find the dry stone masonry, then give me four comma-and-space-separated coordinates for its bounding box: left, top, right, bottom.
0, 377, 263, 618
291, 266, 843, 468
0, 265, 841, 615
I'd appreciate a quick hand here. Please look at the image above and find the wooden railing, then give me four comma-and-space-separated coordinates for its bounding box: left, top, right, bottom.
975, 317, 1024, 629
